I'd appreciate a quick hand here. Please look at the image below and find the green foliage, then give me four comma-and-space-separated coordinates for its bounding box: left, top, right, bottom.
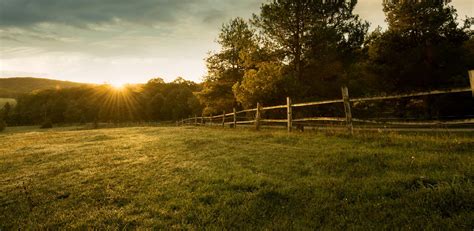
63, 101, 84, 123
10, 78, 203, 125
0, 102, 14, 127
197, 18, 256, 114
233, 61, 289, 108
253, 0, 314, 80
1, 102, 12, 118
202, 0, 369, 112
143, 77, 203, 121
0, 126, 472, 228
366, 1, 472, 91
198, 0, 472, 119
3, 1, 473, 124
254, 0, 368, 97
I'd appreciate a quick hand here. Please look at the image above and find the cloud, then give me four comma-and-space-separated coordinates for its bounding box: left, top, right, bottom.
0, 0, 264, 81
0, 0, 261, 29
0, 0, 185, 27
2, 0, 469, 83
0, 0, 260, 55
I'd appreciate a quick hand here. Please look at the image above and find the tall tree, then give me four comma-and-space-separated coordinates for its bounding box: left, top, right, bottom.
252, 0, 313, 82
367, 0, 472, 91
197, 18, 256, 114
253, 0, 368, 99
1, 102, 12, 121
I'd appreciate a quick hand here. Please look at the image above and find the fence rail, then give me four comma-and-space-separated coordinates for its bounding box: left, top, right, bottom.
179, 71, 474, 134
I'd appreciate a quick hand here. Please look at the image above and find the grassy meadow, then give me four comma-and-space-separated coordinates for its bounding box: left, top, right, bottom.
0, 125, 473, 229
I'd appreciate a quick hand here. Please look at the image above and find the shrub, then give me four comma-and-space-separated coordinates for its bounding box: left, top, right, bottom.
40, 119, 53, 129
0, 120, 6, 132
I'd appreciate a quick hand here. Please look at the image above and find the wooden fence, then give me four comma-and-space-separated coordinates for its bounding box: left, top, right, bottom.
179, 71, 474, 134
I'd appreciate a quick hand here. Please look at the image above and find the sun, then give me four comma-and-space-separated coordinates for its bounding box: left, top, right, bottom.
109, 81, 126, 89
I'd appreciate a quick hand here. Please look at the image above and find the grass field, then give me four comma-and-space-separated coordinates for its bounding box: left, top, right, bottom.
0, 98, 16, 108
0, 126, 473, 229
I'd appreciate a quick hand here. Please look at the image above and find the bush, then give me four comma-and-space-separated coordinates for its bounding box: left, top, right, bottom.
0, 120, 6, 132
40, 119, 53, 129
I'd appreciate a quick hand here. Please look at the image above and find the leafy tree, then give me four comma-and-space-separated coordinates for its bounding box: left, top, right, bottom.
64, 101, 84, 123
253, 0, 368, 99
233, 61, 289, 108
198, 17, 256, 114
142, 77, 202, 121
10, 78, 202, 125
252, 0, 314, 82
148, 92, 165, 120
367, 0, 472, 91
1, 102, 12, 121
303, 0, 368, 99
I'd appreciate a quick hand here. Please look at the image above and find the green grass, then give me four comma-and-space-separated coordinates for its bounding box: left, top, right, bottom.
0, 126, 473, 229
0, 98, 16, 108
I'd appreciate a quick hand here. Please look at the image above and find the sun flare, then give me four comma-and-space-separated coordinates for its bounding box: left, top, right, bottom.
110, 81, 126, 89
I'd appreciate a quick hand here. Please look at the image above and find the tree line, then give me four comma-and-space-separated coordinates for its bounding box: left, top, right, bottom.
197, 0, 473, 117
0, 78, 203, 126
1, 0, 473, 128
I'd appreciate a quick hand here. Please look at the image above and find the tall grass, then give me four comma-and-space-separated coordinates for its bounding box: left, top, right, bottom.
0, 126, 472, 229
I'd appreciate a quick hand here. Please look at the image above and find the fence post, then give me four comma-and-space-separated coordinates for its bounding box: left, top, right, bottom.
233, 108, 237, 128
341, 86, 354, 135
469, 70, 474, 97
194, 115, 197, 125
287, 97, 292, 132
255, 103, 261, 131
222, 110, 226, 127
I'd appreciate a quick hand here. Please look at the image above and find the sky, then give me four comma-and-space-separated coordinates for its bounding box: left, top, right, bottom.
0, 0, 472, 84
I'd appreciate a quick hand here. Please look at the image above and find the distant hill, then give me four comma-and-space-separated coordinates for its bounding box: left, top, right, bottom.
0, 77, 88, 98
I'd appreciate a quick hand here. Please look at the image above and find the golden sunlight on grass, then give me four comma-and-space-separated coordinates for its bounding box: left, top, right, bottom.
0, 126, 473, 229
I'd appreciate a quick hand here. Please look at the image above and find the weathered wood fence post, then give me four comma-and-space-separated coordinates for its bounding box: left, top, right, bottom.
287, 97, 292, 132
222, 110, 226, 127
255, 103, 261, 131
200, 115, 204, 125
194, 115, 197, 125
341, 86, 354, 135
209, 114, 213, 126
233, 108, 237, 128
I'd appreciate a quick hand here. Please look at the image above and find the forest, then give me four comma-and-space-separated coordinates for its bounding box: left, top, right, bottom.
1, 0, 473, 126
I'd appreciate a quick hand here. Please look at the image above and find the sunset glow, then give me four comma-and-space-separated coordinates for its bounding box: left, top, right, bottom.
110, 81, 126, 90
0, 1, 470, 84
